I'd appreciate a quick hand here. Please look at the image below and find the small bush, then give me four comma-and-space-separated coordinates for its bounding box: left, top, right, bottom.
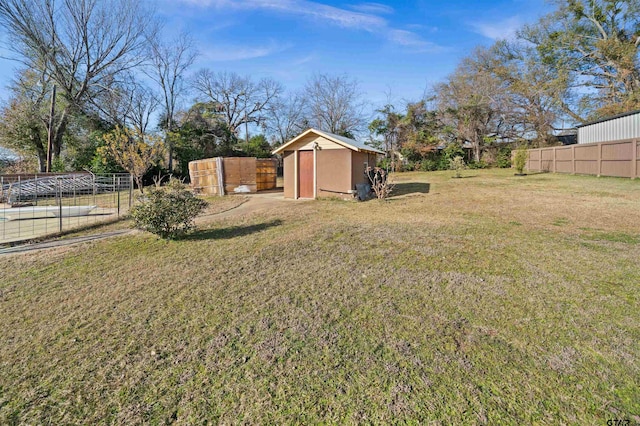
449, 155, 466, 178
376, 157, 393, 170
514, 146, 528, 174
420, 159, 438, 171
467, 160, 488, 169
130, 179, 208, 239
495, 147, 513, 168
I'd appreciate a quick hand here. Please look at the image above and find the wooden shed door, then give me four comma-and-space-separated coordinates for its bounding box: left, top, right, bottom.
298, 151, 314, 198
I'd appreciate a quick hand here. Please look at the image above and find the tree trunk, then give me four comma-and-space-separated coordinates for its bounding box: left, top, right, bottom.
37, 150, 46, 172
473, 135, 481, 163
52, 113, 68, 162
136, 175, 145, 194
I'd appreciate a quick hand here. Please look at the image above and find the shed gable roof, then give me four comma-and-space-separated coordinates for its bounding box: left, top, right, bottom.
272, 128, 384, 154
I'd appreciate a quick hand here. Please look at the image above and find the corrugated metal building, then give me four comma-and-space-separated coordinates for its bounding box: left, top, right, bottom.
577, 110, 640, 144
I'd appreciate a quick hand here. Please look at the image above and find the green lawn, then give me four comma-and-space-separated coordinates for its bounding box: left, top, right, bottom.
1, 169, 639, 424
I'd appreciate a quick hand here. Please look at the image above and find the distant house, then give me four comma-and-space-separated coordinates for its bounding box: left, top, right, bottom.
272, 128, 383, 199
577, 109, 640, 144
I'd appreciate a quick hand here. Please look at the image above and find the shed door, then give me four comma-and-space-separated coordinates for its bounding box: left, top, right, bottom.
298, 150, 314, 198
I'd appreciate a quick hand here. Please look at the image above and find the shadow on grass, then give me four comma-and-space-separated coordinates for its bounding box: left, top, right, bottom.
518, 171, 550, 176
184, 219, 283, 241
392, 182, 431, 197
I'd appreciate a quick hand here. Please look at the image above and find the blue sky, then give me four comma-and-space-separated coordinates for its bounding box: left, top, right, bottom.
0, 0, 552, 112
154, 0, 552, 107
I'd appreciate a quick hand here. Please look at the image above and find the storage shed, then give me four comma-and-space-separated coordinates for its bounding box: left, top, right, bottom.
273, 129, 383, 199
188, 157, 277, 195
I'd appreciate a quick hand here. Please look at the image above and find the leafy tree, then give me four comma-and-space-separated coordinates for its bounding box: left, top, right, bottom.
100, 126, 164, 193
369, 105, 402, 151
240, 134, 272, 158
398, 101, 441, 160
170, 102, 237, 176
435, 51, 504, 162
0, 69, 60, 170
477, 42, 563, 146
520, 0, 640, 119
369, 101, 443, 171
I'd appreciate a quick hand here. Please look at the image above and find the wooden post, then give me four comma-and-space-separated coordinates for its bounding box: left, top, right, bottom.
552, 147, 556, 173
633, 139, 638, 179
129, 174, 133, 207
58, 178, 63, 233
294, 151, 298, 199
597, 142, 602, 177
313, 144, 318, 199
572, 145, 576, 174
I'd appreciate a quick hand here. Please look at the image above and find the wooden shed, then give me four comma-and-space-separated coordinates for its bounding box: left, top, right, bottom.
188, 157, 277, 195
273, 129, 383, 199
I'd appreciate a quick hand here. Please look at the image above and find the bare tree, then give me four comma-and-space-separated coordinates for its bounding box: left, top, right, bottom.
265, 91, 309, 146
304, 73, 367, 137
192, 70, 283, 143
127, 83, 160, 141
0, 0, 156, 161
146, 32, 197, 170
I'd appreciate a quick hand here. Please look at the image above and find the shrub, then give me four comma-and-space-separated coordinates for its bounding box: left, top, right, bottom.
130, 179, 208, 239
467, 159, 488, 169
449, 155, 466, 178
366, 166, 395, 199
420, 159, 438, 171
514, 146, 528, 174
376, 157, 393, 170
403, 161, 417, 172
496, 147, 512, 168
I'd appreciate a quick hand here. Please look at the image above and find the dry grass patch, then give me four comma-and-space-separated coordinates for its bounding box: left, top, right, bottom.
1, 169, 639, 424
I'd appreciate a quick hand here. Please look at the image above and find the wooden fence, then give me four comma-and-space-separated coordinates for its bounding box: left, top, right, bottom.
524, 139, 640, 179
188, 157, 278, 195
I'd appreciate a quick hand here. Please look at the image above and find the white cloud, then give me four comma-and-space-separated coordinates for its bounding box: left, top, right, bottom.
182, 0, 385, 31
348, 2, 394, 15
472, 16, 522, 41
178, 0, 442, 50
201, 41, 292, 61
292, 54, 316, 66
387, 29, 442, 52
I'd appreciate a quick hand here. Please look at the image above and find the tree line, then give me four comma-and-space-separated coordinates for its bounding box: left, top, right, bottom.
370, 0, 640, 171
0, 0, 638, 177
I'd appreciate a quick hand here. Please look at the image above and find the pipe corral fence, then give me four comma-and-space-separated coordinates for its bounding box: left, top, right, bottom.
188, 157, 278, 195
518, 139, 640, 179
1, 173, 133, 245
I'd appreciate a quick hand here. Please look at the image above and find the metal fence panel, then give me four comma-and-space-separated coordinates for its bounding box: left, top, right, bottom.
1, 173, 133, 245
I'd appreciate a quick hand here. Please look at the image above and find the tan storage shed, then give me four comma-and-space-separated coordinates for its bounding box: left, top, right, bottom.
273, 129, 383, 199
